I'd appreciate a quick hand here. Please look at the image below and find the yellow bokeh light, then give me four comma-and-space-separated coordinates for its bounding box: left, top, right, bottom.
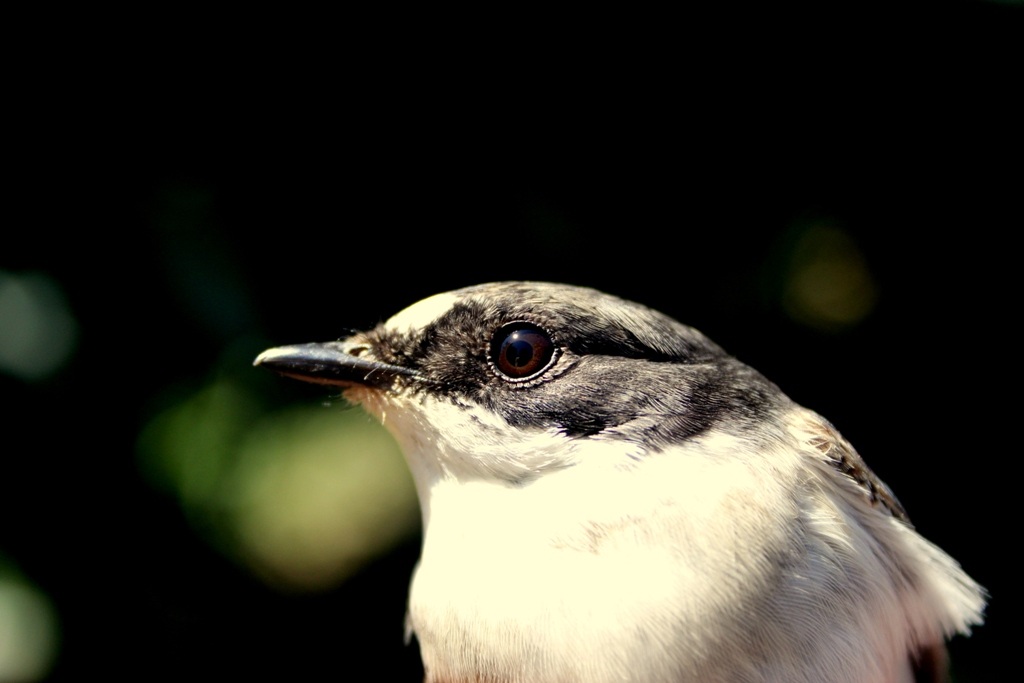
138, 380, 418, 592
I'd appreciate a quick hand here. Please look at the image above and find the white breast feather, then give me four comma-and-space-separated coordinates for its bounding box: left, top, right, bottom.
349, 376, 985, 683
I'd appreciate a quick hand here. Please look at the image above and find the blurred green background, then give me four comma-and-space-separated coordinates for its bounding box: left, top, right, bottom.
3, 4, 1019, 680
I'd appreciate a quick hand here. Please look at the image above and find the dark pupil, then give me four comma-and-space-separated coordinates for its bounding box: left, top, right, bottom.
504, 338, 535, 367
491, 323, 555, 380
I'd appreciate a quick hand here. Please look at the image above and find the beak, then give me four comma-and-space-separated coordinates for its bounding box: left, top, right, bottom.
254, 341, 418, 389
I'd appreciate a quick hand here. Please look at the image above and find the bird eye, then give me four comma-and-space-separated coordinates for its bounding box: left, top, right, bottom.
490, 322, 557, 381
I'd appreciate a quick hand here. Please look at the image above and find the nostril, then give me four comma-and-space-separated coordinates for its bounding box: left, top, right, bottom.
348, 345, 370, 357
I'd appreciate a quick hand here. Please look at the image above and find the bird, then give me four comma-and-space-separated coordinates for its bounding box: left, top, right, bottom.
254, 281, 985, 683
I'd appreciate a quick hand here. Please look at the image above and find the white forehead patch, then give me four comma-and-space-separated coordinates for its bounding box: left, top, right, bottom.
384, 292, 459, 334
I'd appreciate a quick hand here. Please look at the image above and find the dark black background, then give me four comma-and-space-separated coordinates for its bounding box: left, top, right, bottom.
4, 3, 1019, 680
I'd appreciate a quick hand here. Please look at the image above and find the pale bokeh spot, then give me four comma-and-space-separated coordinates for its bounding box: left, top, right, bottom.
0, 271, 78, 382
228, 408, 419, 590
138, 380, 419, 592
0, 577, 58, 682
